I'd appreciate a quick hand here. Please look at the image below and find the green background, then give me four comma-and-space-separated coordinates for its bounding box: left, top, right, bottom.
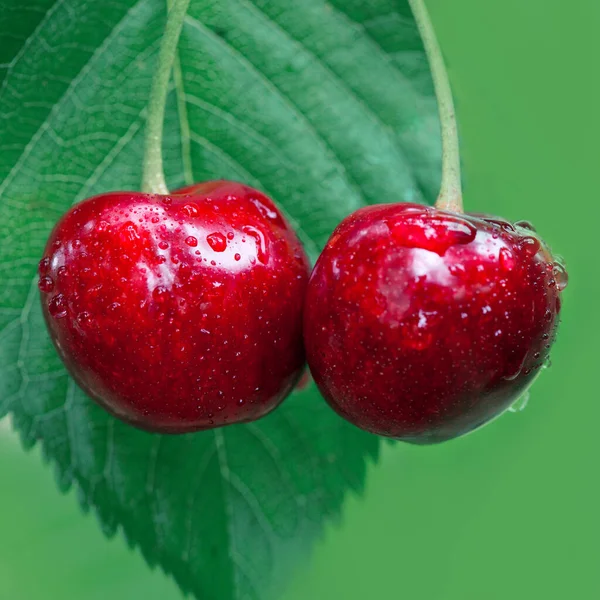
1, 0, 597, 598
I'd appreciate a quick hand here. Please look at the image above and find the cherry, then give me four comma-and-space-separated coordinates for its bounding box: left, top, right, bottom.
303, 204, 567, 444
38, 181, 310, 433
302, 0, 565, 443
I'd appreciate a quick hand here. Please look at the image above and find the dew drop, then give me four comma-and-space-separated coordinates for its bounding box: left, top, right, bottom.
234, 253, 241, 262
206, 232, 227, 252
552, 262, 568, 291
158, 240, 169, 250
38, 276, 54, 292
481, 216, 514, 231
48, 294, 68, 318
503, 353, 527, 381
448, 263, 466, 277
499, 247, 516, 272
241, 226, 268, 263
185, 235, 198, 247
515, 220, 536, 232
97, 220, 110, 233
153, 286, 169, 302
182, 203, 199, 217
38, 257, 50, 274
249, 197, 283, 224
520, 236, 541, 256
509, 391, 530, 413
227, 232, 234, 240
120, 221, 140, 243
77, 311, 93, 329
151, 216, 160, 224
390, 214, 477, 256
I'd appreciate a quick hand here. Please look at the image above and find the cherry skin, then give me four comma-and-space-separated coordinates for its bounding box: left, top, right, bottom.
304, 203, 567, 444
38, 180, 310, 433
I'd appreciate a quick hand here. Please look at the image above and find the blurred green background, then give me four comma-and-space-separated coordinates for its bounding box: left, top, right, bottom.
1, 0, 598, 598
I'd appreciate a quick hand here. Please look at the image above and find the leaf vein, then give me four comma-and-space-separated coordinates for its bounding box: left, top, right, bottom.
184, 14, 367, 208
0, 0, 150, 199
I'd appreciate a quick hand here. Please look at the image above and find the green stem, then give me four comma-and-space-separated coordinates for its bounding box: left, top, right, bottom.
409, 0, 463, 212
141, 0, 191, 194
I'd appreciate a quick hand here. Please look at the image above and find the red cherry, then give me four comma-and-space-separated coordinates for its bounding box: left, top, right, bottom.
38, 181, 310, 433
304, 203, 567, 444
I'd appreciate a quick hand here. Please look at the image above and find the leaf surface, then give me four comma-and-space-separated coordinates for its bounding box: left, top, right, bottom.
0, 1, 439, 598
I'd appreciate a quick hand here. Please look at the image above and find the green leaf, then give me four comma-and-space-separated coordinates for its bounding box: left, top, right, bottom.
0, 1, 439, 599
0, 425, 183, 599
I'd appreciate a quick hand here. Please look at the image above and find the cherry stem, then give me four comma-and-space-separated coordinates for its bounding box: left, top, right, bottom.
409, 0, 463, 213
141, 0, 191, 195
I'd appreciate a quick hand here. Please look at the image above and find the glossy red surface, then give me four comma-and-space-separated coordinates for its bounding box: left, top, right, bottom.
38, 181, 310, 433
304, 203, 567, 444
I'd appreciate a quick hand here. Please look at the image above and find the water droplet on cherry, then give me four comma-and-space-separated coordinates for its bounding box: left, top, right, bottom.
552, 262, 568, 291
206, 232, 227, 252
48, 294, 68, 318
390, 213, 477, 256
508, 391, 530, 413
182, 203, 199, 217
153, 286, 168, 302
77, 311, 94, 329
120, 221, 139, 243
499, 247, 516, 272
38, 276, 54, 292
241, 226, 268, 263
481, 216, 515, 231
108, 302, 121, 313
39, 257, 50, 273
515, 220, 536, 232
520, 236, 541, 256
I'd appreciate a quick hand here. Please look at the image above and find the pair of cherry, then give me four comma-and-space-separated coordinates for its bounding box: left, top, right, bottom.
38, 179, 566, 444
